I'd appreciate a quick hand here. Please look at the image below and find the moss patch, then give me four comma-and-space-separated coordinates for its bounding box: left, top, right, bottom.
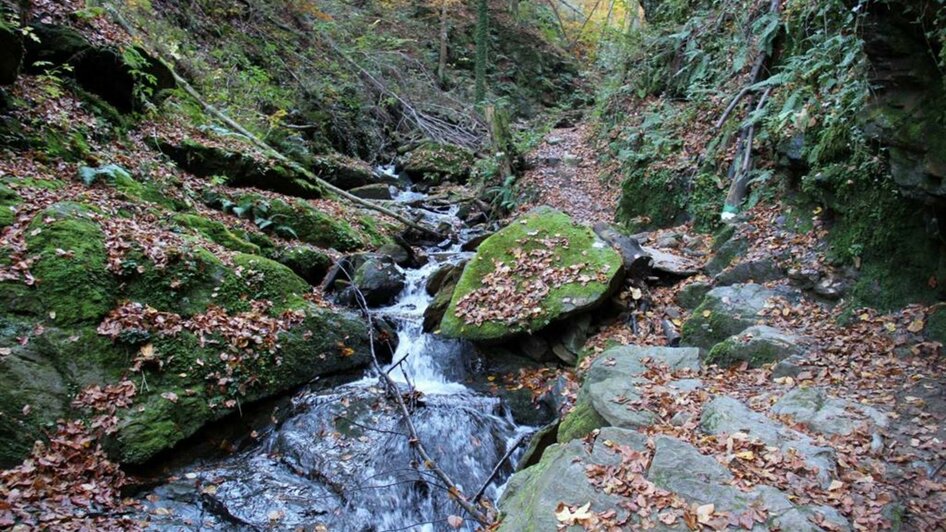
173, 213, 261, 254
0, 183, 18, 228
27, 203, 115, 325
556, 396, 608, 443
217, 253, 309, 313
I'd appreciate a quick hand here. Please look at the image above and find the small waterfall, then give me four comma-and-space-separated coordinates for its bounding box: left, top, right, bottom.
141, 186, 531, 531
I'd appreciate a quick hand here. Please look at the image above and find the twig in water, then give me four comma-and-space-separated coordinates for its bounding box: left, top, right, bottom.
472, 432, 529, 504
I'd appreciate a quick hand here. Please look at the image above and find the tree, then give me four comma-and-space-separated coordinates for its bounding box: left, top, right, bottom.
474, 0, 489, 103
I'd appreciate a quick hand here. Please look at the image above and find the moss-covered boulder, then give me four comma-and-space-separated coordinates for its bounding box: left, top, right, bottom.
273, 245, 332, 285
402, 143, 474, 185
312, 153, 375, 190
440, 207, 623, 342
266, 198, 363, 251
79, 164, 177, 208
172, 213, 261, 254
161, 138, 324, 199
27, 203, 116, 325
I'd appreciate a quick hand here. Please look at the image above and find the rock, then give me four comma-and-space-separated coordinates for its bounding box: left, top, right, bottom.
706, 325, 803, 368
440, 207, 623, 342
273, 245, 332, 285
677, 281, 712, 309
548, 314, 592, 364
498, 428, 647, 532
714, 257, 783, 286
772, 355, 807, 378
701, 396, 838, 488
376, 242, 412, 267
593, 223, 653, 277
771, 386, 889, 436
173, 213, 261, 255
682, 284, 797, 350
401, 142, 474, 185
0, 21, 23, 85
348, 183, 393, 200
311, 153, 375, 190
351, 256, 405, 307
562, 153, 581, 167
517, 335, 553, 362
460, 231, 492, 252
546, 135, 564, 145
642, 246, 702, 277
557, 345, 700, 442
422, 264, 463, 333
25, 24, 175, 112
705, 231, 749, 276
161, 138, 325, 199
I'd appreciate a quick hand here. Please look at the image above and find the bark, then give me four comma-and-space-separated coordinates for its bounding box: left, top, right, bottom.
437, 0, 449, 88
474, 0, 489, 103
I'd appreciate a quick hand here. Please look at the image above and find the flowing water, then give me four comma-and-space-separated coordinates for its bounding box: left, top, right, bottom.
141, 186, 530, 531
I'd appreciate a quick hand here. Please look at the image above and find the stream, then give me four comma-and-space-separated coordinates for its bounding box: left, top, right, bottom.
140, 180, 532, 531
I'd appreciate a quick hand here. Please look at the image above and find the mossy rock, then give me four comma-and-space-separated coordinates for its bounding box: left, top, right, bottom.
681, 284, 786, 351
705, 325, 802, 368
111, 304, 373, 465
273, 245, 332, 285
440, 207, 623, 342
267, 198, 363, 252
216, 253, 310, 314
172, 213, 261, 255
0, 182, 19, 228
402, 142, 474, 184
27, 203, 116, 325
556, 396, 607, 443
161, 138, 324, 199
311, 153, 375, 190
122, 245, 236, 317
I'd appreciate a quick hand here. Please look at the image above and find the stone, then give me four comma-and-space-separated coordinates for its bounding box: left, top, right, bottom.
311, 153, 376, 190
677, 281, 712, 310
705, 232, 749, 276
498, 428, 646, 532
714, 257, 783, 286
771, 386, 889, 437
592, 223, 652, 277
586, 377, 656, 430
772, 355, 807, 378
376, 243, 412, 267
682, 284, 798, 350
642, 246, 702, 277
440, 207, 623, 342
706, 325, 803, 368
518, 335, 553, 362
586, 345, 701, 386
351, 256, 405, 307
401, 142, 474, 185
348, 183, 393, 200
701, 396, 838, 488
273, 245, 332, 285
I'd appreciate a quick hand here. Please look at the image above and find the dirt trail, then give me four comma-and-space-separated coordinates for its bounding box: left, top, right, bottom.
515, 122, 620, 225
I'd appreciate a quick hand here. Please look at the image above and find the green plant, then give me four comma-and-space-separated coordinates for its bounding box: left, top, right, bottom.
121, 47, 159, 110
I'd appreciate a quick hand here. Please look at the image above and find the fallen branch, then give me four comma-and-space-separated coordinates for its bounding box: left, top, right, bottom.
722, 86, 772, 217
472, 432, 529, 504
106, 6, 441, 239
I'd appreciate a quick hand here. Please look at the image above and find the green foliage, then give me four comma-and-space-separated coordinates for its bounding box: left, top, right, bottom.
121, 46, 159, 111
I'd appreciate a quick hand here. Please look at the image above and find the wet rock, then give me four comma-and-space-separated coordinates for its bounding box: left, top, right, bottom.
422, 264, 463, 333
643, 245, 702, 277
499, 428, 646, 532
682, 284, 799, 350
352, 255, 405, 307
677, 281, 712, 310
440, 207, 623, 343
706, 325, 803, 368
771, 386, 889, 436
701, 396, 838, 488
548, 314, 592, 364
376, 242, 412, 267
348, 183, 393, 200
714, 257, 783, 286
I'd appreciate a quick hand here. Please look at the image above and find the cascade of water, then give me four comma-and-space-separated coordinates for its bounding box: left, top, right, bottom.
141, 182, 531, 531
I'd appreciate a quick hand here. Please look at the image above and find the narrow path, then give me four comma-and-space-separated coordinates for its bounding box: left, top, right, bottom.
515, 122, 620, 225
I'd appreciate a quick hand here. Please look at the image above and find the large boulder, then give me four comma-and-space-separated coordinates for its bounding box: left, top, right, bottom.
557, 345, 701, 442
706, 325, 803, 368
682, 284, 798, 350
498, 427, 647, 532
401, 142, 474, 185
701, 396, 838, 488
440, 207, 623, 342
351, 255, 406, 307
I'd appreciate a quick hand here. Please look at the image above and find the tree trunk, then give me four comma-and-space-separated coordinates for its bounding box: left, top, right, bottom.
474, 0, 489, 103
437, 0, 449, 88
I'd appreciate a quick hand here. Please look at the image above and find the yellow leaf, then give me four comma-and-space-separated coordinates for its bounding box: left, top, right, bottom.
702, 310, 712, 318
828, 480, 844, 491
859, 313, 870, 321
885, 322, 897, 333
907, 319, 925, 333
672, 318, 683, 327
735, 450, 755, 461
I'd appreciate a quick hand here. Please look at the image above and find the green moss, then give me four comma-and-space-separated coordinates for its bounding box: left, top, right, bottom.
274, 245, 331, 285
705, 337, 784, 367
173, 213, 261, 254
556, 397, 607, 443
440, 208, 623, 341
217, 253, 309, 313
681, 301, 754, 351
7, 177, 66, 191
123, 245, 234, 317
0, 183, 18, 228
27, 203, 116, 325
267, 198, 362, 251
617, 167, 687, 231
402, 142, 475, 184
114, 391, 212, 464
